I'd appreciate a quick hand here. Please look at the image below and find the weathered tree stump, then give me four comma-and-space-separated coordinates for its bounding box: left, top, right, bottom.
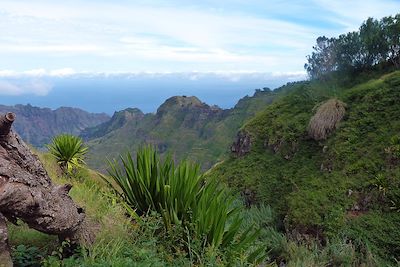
0, 112, 94, 265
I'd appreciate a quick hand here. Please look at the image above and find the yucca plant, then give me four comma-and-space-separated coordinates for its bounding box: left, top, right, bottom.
47, 134, 88, 176
103, 146, 264, 262
104, 146, 203, 226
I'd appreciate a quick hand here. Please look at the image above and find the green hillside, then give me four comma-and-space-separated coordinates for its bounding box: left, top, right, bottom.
208, 70, 400, 263
84, 90, 277, 171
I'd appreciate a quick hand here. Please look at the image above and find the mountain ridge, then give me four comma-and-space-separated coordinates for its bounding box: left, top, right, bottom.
83, 89, 277, 170
0, 104, 110, 147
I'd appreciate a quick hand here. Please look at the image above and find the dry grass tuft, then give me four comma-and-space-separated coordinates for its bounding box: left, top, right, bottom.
308, 99, 346, 141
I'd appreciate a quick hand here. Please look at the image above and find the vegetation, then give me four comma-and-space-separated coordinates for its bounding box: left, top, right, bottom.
205, 16, 400, 264
7, 148, 268, 266
84, 91, 277, 171
7, 11, 400, 267
208, 67, 400, 265
308, 98, 346, 140
9, 151, 188, 266
47, 134, 88, 176
305, 14, 400, 78
103, 146, 264, 264
10, 73, 400, 265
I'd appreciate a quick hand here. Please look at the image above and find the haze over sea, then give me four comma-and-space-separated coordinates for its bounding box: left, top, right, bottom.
0, 72, 305, 114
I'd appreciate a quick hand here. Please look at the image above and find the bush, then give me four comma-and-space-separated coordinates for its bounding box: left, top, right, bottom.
47, 134, 88, 176
103, 146, 264, 263
12, 245, 43, 267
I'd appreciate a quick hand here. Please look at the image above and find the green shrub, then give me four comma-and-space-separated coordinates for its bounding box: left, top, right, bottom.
47, 134, 88, 176
385, 135, 400, 161
103, 146, 263, 263
12, 244, 43, 267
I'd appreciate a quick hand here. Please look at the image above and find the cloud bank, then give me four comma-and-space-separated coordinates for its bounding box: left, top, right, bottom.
0, 79, 52, 96
0, 0, 398, 73
0, 69, 307, 96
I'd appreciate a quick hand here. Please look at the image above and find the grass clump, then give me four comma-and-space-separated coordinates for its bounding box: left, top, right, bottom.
308, 98, 346, 141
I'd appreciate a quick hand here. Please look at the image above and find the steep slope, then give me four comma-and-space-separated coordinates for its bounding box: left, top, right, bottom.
85, 90, 277, 170
208, 71, 400, 263
80, 108, 144, 140
0, 104, 109, 147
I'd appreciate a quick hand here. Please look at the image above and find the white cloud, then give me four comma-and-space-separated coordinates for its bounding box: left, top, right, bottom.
0, 68, 77, 78
0, 1, 319, 72
272, 71, 307, 80
0, 70, 17, 77
312, 0, 400, 31
0, 44, 103, 53
23, 69, 46, 77
0, 79, 52, 96
0, 81, 22, 95
49, 68, 76, 77
0, 69, 308, 85
0, 0, 398, 72
28, 80, 52, 95
0, 69, 310, 98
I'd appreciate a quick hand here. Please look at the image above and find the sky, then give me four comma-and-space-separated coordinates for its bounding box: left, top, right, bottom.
0, 0, 399, 113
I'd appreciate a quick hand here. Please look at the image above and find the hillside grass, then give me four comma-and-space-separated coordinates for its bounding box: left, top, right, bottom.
8, 149, 383, 266
9, 152, 194, 266
208, 70, 400, 265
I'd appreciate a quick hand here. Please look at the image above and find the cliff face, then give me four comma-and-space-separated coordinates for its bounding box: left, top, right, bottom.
0, 104, 109, 147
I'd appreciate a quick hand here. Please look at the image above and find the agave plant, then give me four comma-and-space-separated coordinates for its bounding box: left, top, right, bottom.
47, 134, 88, 175
103, 146, 263, 262
104, 146, 203, 225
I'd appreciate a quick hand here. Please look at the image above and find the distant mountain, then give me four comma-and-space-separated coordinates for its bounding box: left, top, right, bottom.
80, 108, 144, 140
83, 90, 277, 170
0, 104, 110, 147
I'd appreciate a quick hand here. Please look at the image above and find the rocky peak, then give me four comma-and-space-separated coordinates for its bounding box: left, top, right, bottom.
115, 108, 144, 121
156, 96, 205, 116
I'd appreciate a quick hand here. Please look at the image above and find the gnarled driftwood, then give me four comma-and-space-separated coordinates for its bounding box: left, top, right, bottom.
0, 112, 94, 265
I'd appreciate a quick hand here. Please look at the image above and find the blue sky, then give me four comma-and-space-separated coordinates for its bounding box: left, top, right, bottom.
0, 0, 399, 111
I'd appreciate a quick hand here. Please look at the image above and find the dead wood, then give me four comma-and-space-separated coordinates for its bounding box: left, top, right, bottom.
0, 112, 94, 265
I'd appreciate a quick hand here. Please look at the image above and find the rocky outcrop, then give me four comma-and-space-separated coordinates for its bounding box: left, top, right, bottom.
231, 131, 252, 157
156, 96, 204, 117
